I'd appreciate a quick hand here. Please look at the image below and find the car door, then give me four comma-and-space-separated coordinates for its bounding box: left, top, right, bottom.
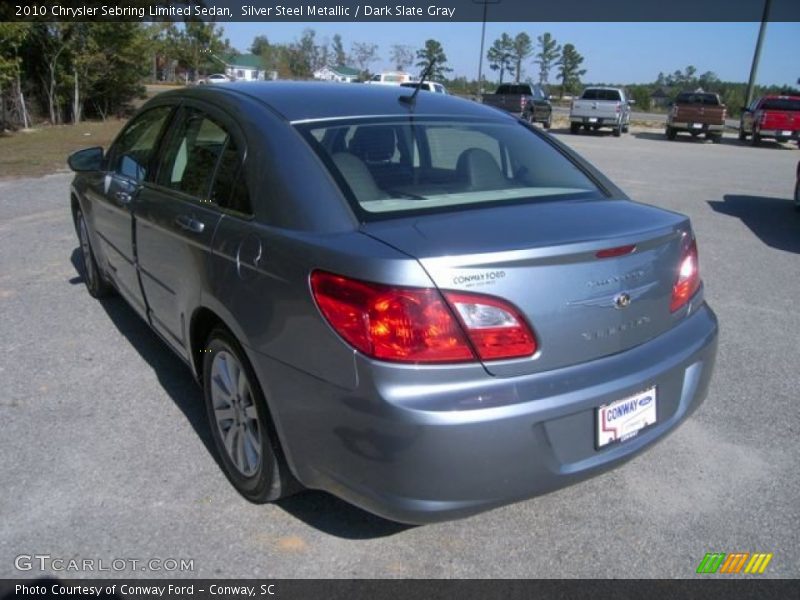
87, 105, 175, 315
134, 103, 241, 357
741, 98, 758, 133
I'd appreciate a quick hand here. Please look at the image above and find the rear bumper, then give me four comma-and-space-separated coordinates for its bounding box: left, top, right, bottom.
758, 129, 800, 140
670, 122, 724, 132
570, 115, 621, 127
253, 303, 718, 524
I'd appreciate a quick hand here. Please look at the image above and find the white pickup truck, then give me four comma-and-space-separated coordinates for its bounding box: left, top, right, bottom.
569, 87, 633, 137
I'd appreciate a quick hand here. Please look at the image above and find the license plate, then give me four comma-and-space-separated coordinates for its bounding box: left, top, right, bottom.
691, 123, 702, 129
587, 117, 598, 123
597, 387, 657, 448
782, 130, 792, 136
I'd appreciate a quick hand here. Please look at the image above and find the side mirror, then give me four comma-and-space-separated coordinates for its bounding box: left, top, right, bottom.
68, 146, 104, 172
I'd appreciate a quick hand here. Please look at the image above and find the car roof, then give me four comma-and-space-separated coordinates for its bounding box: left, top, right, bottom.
160, 81, 508, 123
761, 94, 800, 100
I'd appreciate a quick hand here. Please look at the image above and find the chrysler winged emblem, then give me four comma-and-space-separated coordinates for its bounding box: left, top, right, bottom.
567, 281, 656, 309
614, 292, 631, 309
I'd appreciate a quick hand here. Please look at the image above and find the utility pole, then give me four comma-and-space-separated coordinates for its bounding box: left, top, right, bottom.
745, 0, 772, 107
473, 0, 500, 97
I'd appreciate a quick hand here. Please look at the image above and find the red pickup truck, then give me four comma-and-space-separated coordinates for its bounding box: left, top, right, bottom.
739, 95, 800, 147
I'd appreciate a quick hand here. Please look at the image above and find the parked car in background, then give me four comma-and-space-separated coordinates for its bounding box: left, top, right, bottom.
481, 83, 552, 128
198, 74, 230, 85
570, 87, 633, 136
67, 82, 717, 524
364, 71, 413, 85
400, 81, 448, 94
739, 95, 800, 147
665, 91, 726, 143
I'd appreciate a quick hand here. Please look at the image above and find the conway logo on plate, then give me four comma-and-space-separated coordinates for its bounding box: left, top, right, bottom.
696, 552, 773, 574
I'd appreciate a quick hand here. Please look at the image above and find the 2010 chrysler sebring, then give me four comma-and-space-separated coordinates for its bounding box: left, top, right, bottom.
68, 82, 718, 523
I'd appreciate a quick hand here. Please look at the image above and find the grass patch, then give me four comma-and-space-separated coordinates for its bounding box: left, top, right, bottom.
0, 119, 126, 180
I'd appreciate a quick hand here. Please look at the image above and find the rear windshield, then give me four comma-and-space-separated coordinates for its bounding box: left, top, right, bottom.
581, 89, 623, 101
497, 85, 532, 95
298, 118, 602, 220
760, 98, 800, 111
676, 93, 720, 105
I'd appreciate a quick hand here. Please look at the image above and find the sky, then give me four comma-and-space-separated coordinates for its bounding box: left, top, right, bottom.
219, 21, 800, 87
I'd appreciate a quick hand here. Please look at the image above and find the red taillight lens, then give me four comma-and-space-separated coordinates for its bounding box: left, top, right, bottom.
310, 271, 537, 363
615, 101, 621, 114
444, 291, 537, 360
759, 112, 767, 125
670, 238, 701, 312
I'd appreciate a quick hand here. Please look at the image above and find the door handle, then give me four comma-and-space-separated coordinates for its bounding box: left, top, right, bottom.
115, 191, 132, 204
175, 215, 205, 233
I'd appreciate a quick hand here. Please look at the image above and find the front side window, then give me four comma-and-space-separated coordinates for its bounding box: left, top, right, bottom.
109, 106, 172, 182
299, 118, 601, 220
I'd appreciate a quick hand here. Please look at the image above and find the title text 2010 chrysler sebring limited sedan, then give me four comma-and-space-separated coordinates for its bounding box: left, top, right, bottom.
68, 82, 718, 523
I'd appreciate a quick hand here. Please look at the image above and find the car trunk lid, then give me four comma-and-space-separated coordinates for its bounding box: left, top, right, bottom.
361, 199, 692, 377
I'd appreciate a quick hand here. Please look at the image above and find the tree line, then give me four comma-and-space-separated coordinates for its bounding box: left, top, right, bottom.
248, 31, 453, 81
485, 31, 586, 97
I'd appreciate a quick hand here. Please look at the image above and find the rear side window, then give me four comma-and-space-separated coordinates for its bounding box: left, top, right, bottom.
676, 93, 720, 105
109, 106, 172, 182
760, 98, 800, 111
581, 89, 622, 101
156, 108, 253, 215
299, 117, 601, 221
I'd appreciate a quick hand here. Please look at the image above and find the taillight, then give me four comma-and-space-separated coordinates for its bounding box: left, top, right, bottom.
615, 101, 621, 114
759, 112, 767, 125
444, 291, 537, 360
670, 238, 701, 312
671, 105, 679, 118
310, 271, 536, 363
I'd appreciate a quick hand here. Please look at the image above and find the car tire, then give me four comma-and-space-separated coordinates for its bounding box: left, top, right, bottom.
543, 115, 552, 130
738, 125, 747, 141
666, 127, 677, 141
794, 181, 800, 212
570, 123, 580, 134
203, 326, 297, 503
76, 209, 113, 298
612, 126, 621, 137
750, 130, 761, 147
708, 133, 722, 144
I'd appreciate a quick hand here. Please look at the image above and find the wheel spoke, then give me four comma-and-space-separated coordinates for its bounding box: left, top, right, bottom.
214, 407, 235, 423
244, 427, 260, 471
223, 423, 237, 458
235, 427, 246, 471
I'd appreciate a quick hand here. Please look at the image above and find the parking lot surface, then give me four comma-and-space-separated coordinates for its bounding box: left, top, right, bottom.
1, 130, 798, 578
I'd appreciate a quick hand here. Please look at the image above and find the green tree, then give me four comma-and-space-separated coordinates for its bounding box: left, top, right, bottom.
415, 39, 451, 81
250, 35, 270, 56
511, 33, 533, 84
556, 43, 586, 98
389, 44, 414, 71
350, 41, 379, 79
179, 21, 230, 81
535, 32, 561, 85
487, 34, 514, 85
0, 23, 31, 128
331, 34, 346, 66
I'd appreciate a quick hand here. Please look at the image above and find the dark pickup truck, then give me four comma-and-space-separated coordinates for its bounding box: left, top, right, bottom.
482, 83, 552, 128
665, 92, 726, 143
